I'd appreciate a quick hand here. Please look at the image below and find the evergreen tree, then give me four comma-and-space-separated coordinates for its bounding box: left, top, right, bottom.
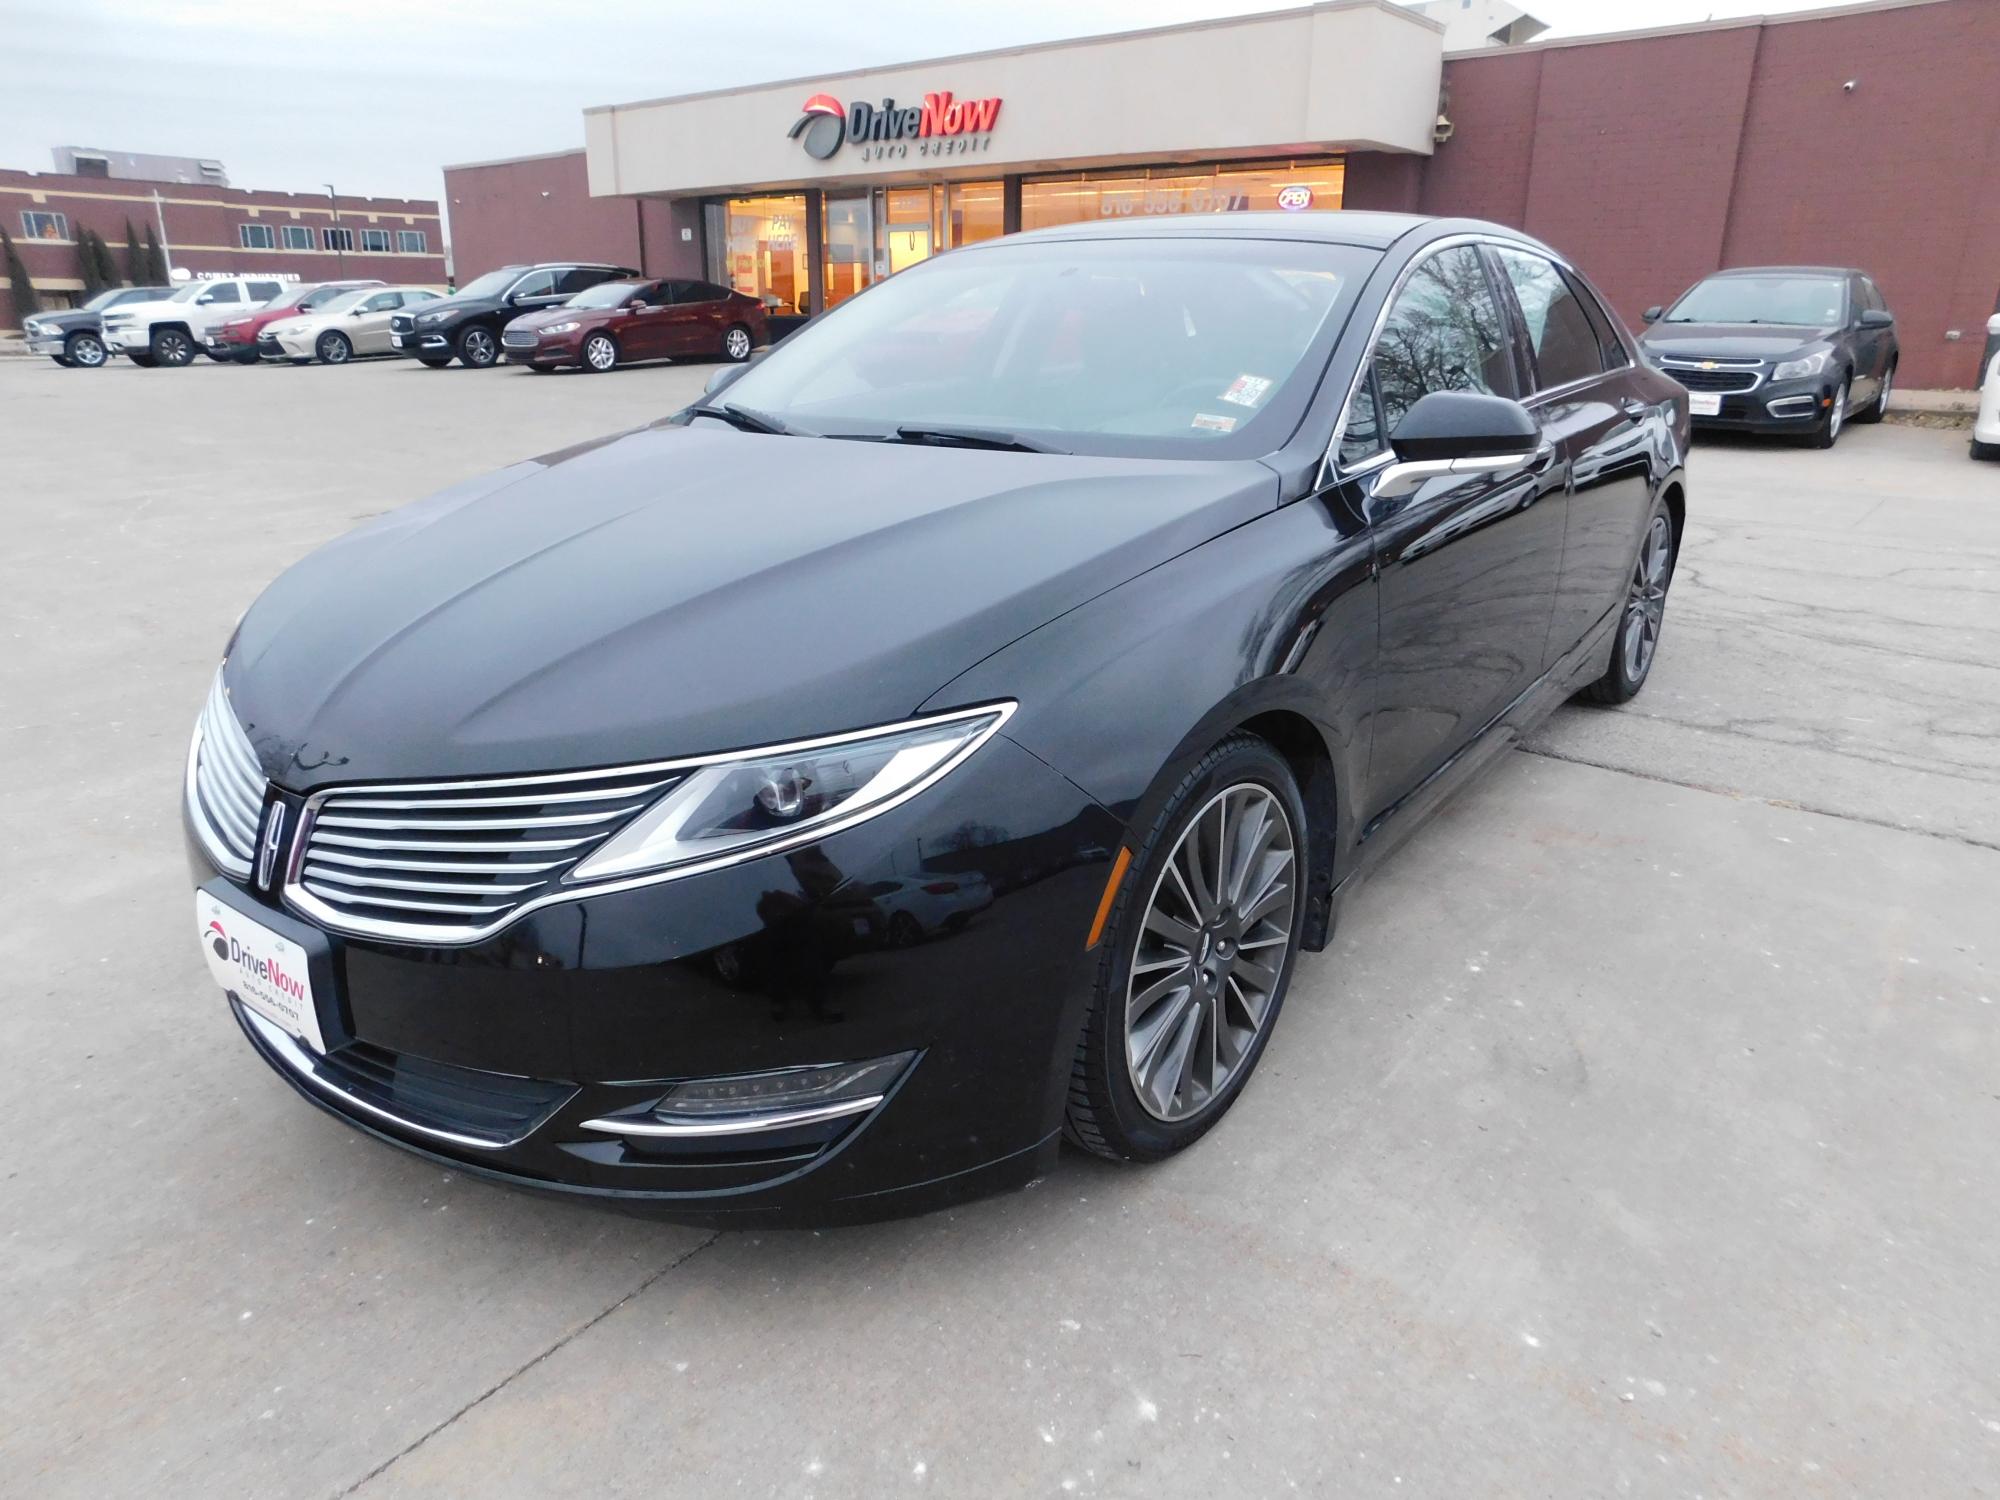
124, 220, 145, 284
3, 227, 43, 322
76, 232, 107, 297
142, 223, 170, 284
89, 230, 122, 288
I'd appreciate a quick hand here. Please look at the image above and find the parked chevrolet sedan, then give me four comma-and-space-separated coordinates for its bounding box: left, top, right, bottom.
260, 286, 444, 364
187, 212, 1688, 1226
1638, 265, 1897, 448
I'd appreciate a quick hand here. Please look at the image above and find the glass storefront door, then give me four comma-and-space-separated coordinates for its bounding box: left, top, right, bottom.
711, 194, 808, 316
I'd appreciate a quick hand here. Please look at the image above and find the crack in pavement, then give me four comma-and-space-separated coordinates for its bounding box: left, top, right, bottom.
333, 1231, 723, 1498
1517, 744, 2000, 853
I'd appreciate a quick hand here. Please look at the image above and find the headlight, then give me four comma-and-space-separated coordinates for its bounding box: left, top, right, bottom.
1773, 349, 1832, 381
567, 703, 1015, 885
415, 310, 449, 325
540, 321, 580, 336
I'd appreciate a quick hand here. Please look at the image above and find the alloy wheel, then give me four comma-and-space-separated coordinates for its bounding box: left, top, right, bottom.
1124, 783, 1297, 1123
462, 329, 496, 367
71, 335, 106, 368
585, 334, 617, 371
319, 333, 350, 364
724, 326, 752, 361
156, 330, 192, 365
1828, 383, 1846, 440
1877, 366, 1892, 415
1621, 514, 1672, 682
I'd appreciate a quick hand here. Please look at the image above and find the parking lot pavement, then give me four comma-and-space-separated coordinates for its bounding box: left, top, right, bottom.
2, 358, 1994, 1498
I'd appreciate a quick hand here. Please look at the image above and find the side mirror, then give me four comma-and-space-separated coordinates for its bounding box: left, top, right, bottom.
1988, 312, 2000, 338
1642, 306, 1664, 323
704, 362, 749, 398
1374, 391, 1545, 498
1858, 308, 1894, 329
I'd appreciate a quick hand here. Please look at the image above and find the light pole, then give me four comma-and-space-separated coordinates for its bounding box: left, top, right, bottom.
325, 184, 343, 274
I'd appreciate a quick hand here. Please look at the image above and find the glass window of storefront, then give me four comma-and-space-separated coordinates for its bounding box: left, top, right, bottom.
714, 194, 809, 315
1022, 158, 1345, 231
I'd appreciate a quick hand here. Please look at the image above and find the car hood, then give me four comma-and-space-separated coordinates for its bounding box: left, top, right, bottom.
227, 423, 1277, 791
401, 292, 500, 320
28, 308, 96, 331
506, 305, 602, 331
100, 297, 184, 319
1639, 322, 1835, 360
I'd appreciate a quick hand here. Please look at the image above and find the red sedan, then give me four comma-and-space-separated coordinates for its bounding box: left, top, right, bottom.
501, 278, 766, 373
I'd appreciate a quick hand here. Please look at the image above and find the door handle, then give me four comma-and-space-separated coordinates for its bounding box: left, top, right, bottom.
1619, 398, 1651, 421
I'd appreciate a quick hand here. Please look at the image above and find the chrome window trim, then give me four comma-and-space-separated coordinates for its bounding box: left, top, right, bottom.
579, 1095, 882, 1139
281, 700, 1017, 947
1319, 232, 1579, 489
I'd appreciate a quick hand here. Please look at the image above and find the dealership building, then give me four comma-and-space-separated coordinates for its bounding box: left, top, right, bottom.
447, 0, 1997, 387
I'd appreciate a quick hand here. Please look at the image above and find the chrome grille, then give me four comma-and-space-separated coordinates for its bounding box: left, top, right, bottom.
1658, 358, 1762, 394
186, 670, 270, 879
287, 766, 682, 944
502, 330, 538, 348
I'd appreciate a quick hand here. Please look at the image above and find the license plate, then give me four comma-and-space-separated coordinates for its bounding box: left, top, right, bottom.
197, 889, 325, 1053
391, 334, 405, 347
1688, 391, 1722, 417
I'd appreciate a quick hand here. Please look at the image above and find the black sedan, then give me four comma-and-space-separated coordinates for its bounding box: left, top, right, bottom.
23, 285, 171, 367
186, 212, 1689, 1225
1638, 265, 1898, 448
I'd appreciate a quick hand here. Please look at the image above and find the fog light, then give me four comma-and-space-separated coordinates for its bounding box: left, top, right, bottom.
658, 1052, 913, 1118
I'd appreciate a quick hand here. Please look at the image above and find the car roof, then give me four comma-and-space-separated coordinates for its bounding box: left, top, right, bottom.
997, 210, 1561, 257
1705, 265, 1860, 277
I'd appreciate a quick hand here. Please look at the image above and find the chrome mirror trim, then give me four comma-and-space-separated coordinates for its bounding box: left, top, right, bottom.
1370, 447, 1546, 499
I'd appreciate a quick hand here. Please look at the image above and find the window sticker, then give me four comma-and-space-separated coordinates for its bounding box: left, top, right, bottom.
1191, 412, 1238, 433
1220, 374, 1274, 407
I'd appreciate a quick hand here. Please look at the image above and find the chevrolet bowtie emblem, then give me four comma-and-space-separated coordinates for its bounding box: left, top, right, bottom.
1700, 360, 1718, 370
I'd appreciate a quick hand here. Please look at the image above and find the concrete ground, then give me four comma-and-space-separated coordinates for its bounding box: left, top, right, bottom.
2, 355, 1995, 1499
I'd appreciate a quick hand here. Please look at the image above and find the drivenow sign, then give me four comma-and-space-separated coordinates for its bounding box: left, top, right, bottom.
789, 90, 1004, 164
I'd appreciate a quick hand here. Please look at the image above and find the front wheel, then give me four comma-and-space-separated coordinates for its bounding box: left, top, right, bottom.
316, 330, 353, 365
150, 328, 196, 367
721, 323, 753, 362
1582, 500, 1676, 705
1809, 377, 1849, 449
417, 356, 452, 369
1853, 361, 1895, 424
456, 326, 498, 368
581, 331, 619, 372
65, 332, 108, 368
1065, 734, 1306, 1162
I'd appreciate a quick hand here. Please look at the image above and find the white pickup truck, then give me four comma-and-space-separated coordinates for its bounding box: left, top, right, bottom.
101, 275, 290, 367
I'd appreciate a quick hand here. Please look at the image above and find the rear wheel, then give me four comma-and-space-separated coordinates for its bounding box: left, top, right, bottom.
126, 351, 157, 368
316, 330, 353, 365
1065, 734, 1305, 1162
1809, 376, 1849, 448
456, 326, 498, 368
1973, 440, 2000, 462
418, 355, 452, 369
150, 327, 196, 367
65, 331, 107, 368
1853, 361, 1895, 423
722, 323, 753, 362
1582, 499, 1676, 705
581, 332, 619, 372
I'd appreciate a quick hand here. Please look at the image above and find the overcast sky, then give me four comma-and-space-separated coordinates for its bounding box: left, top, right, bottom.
9, 0, 1873, 211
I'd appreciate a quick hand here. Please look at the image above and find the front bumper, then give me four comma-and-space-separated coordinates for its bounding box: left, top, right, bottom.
26, 334, 69, 356
187, 735, 1121, 1225
388, 322, 452, 357
1677, 373, 1838, 433
503, 329, 579, 366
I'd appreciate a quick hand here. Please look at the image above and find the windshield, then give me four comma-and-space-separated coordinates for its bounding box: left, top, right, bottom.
169, 282, 207, 303
298, 284, 357, 310
453, 268, 520, 300
82, 289, 126, 311
568, 280, 645, 310
1666, 275, 1845, 326
714, 237, 1365, 458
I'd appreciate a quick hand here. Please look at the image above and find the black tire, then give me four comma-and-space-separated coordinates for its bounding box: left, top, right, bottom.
201, 346, 230, 362
417, 356, 452, 369
50, 355, 74, 368
65, 331, 108, 369
232, 348, 261, 365
1064, 733, 1307, 1163
456, 325, 499, 368
526, 363, 557, 374
1581, 495, 1678, 705
150, 327, 196, 367
887, 912, 925, 949
1972, 440, 2000, 462
316, 330, 353, 365
721, 322, 754, 362
125, 351, 157, 368
1808, 375, 1849, 449
580, 331, 620, 373
1852, 360, 1895, 424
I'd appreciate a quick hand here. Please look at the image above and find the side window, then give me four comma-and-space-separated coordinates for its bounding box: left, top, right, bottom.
246, 281, 283, 303
1338, 363, 1386, 468
1562, 271, 1630, 370
641, 282, 675, 307
685, 282, 728, 304
198, 283, 242, 305
1859, 277, 1884, 314
403, 290, 438, 306
361, 292, 400, 312
507, 270, 557, 301
1492, 248, 1605, 392
1372, 246, 1516, 435
554, 267, 610, 296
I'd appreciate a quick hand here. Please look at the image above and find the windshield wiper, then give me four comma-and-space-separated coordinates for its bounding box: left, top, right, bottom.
889, 424, 1067, 455
688, 402, 810, 437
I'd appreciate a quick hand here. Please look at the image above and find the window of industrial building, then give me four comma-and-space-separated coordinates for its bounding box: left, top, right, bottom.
714, 194, 808, 316
1020, 159, 1344, 231
397, 229, 427, 254
281, 224, 312, 250
239, 223, 276, 250
21, 210, 69, 241
360, 227, 392, 253
322, 226, 355, 252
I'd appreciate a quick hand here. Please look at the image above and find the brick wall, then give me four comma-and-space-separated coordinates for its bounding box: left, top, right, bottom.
2, 169, 446, 324
1348, 0, 2000, 389
442, 151, 702, 282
